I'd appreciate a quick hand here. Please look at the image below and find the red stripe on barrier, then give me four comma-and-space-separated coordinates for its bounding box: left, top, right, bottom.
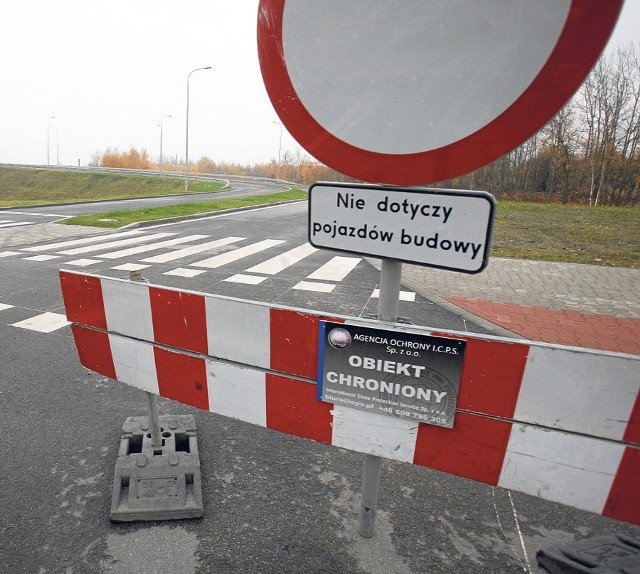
59, 271, 108, 330
413, 412, 512, 485
153, 347, 209, 410
269, 309, 320, 379
603, 446, 640, 525
70, 325, 116, 379
149, 287, 208, 355
265, 374, 333, 444
457, 338, 529, 418
623, 392, 640, 446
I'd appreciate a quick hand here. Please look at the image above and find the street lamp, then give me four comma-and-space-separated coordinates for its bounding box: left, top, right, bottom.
52, 125, 59, 166
47, 116, 55, 167
159, 114, 172, 169
185, 66, 212, 192
272, 121, 283, 179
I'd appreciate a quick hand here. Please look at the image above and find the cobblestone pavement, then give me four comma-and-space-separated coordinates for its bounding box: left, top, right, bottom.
0, 221, 109, 248
399, 258, 640, 355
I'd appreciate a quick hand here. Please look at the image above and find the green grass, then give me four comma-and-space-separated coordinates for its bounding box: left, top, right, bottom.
491, 202, 639, 268
62, 196, 638, 268
59, 188, 309, 228
0, 166, 223, 206
1, 167, 637, 267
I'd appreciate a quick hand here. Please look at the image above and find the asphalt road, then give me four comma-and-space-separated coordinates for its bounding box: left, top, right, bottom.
2, 178, 291, 219
1, 200, 638, 574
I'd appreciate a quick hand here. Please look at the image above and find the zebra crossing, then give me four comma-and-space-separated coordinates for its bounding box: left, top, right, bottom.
1, 229, 417, 335
0, 212, 69, 229
0, 220, 38, 229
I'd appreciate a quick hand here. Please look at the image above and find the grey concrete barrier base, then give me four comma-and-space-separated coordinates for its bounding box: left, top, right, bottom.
536, 534, 640, 573
110, 415, 204, 522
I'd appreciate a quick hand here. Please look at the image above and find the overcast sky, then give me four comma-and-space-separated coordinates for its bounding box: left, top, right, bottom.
0, 1, 638, 168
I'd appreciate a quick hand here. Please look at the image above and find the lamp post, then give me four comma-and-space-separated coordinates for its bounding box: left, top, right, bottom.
53, 126, 59, 166
47, 116, 55, 167
159, 114, 172, 169
185, 66, 211, 192
272, 121, 283, 179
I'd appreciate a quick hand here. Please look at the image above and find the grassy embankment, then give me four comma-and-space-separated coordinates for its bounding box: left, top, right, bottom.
1, 166, 637, 268
58, 187, 309, 227
0, 166, 225, 207
491, 202, 638, 268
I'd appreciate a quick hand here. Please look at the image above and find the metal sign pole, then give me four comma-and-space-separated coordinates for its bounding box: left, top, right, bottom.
128, 271, 162, 449
146, 392, 162, 449
357, 258, 402, 537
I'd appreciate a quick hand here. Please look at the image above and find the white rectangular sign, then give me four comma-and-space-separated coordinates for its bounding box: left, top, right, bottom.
308, 182, 495, 273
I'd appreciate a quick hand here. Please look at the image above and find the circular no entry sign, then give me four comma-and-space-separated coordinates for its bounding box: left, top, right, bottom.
257, 0, 623, 185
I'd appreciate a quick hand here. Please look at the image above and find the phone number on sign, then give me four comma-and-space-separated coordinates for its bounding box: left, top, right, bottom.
379, 406, 447, 425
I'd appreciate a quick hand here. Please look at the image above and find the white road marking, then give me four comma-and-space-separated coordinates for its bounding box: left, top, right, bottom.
58, 232, 175, 255
191, 239, 285, 269
21, 229, 145, 252
3, 211, 70, 217
307, 256, 360, 281
0, 221, 37, 228
371, 289, 416, 302
140, 236, 245, 263
0, 303, 14, 311
97, 234, 209, 259
293, 281, 336, 293
11, 312, 70, 333
64, 259, 102, 267
163, 268, 206, 278
0, 251, 20, 258
225, 274, 267, 285
111, 263, 151, 272
245, 243, 317, 275
23, 255, 61, 262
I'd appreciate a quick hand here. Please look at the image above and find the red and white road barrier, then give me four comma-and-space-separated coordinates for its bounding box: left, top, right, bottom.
60, 270, 640, 525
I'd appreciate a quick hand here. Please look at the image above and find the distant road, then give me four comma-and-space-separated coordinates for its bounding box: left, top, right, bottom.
0, 164, 298, 217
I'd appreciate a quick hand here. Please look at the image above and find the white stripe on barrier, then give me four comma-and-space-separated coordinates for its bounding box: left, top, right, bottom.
515, 346, 637, 441
499, 425, 626, 514
332, 407, 418, 463
205, 296, 270, 369
110, 334, 159, 395
207, 360, 267, 427
103, 280, 154, 342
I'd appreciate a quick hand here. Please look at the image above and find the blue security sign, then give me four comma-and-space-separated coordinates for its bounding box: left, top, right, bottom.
317, 321, 466, 428
308, 182, 495, 273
